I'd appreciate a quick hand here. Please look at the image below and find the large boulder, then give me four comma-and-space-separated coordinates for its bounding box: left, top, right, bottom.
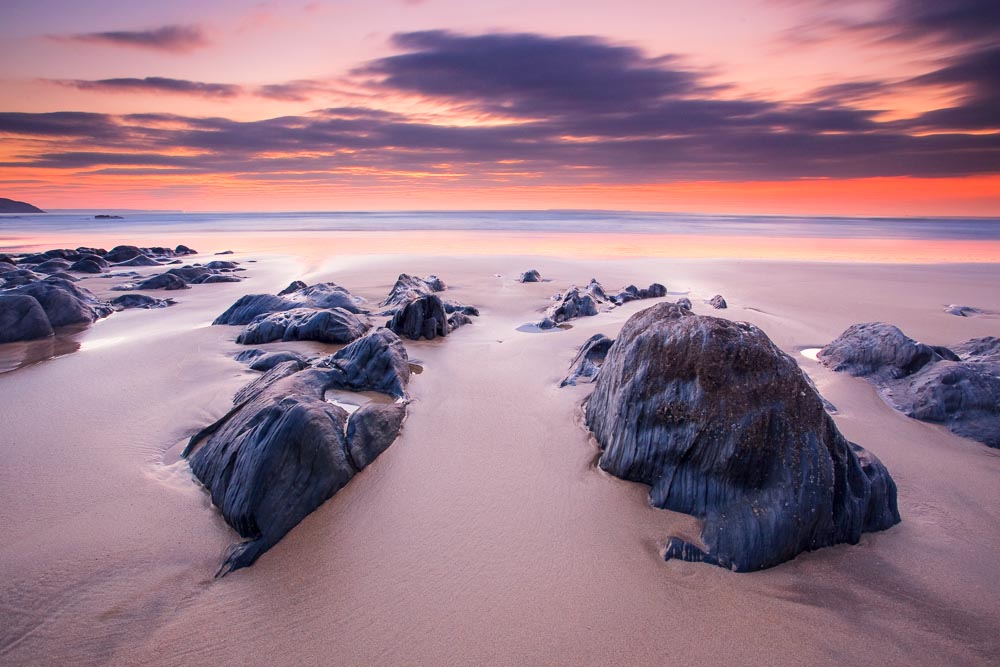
214, 282, 365, 326
69, 254, 109, 274
104, 245, 143, 263
585, 303, 899, 571
709, 294, 727, 309
820, 326, 1000, 448
0, 294, 54, 343
1, 269, 43, 287
380, 273, 446, 311
183, 330, 409, 574
137, 273, 190, 291
388, 294, 449, 340
317, 328, 411, 398
236, 307, 371, 345
519, 269, 542, 283
12, 278, 113, 327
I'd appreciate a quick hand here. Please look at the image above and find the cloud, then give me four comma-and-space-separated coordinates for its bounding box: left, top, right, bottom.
53, 24, 208, 53
62, 77, 241, 98
3, 31, 998, 184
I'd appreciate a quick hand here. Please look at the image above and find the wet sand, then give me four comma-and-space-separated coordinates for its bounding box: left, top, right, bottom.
1, 233, 999, 666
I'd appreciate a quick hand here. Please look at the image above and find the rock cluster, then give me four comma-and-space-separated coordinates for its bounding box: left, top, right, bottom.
584, 303, 899, 571
184, 328, 411, 574
379, 274, 478, 340
535, 278, 667, 329
820, 324, 1000, 447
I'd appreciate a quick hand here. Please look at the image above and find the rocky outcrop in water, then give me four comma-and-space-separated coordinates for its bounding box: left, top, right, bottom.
215, 282, 365, 326
183, 328, 410, 574
0, 294, 54, 343
519, 269, 541, 283
109, 294, 175, 310
585, 303, 899, 571
538, 278, 667, 328
708, 294, 727, 309
380, 274, 446, 312
237, 307, 371, 345
388, 294, 450, 340
13, 278, 113, 327
820, 324, 1000, 448
609, 283, 667, 305
560, 333, 613, 387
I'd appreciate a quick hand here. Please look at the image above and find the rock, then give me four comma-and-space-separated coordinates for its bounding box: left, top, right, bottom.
183, 331, 409, 574
200, 274, 242, 284
175, 244, 197, 255
443, 301, 479, 316
709, 294, 727, 309
47, 272, 79, 282
519, 269, 542, 283
537, 317, 557, 330
12, 278, 113, 327
388, 294, 449, 340
69, 255, 109, 274
34, 259, 72, 273
214, 282, 365, 326
215, 250, 235, 255
317, 328, 411, 398
114, 255, 162, 267
347, 402, 406, 469
676, 297, 692, 310
109, 294, 174, 310
236, 307, 371, 345
1, 269, 43, 287
0, 261, 17, 273
380, 274, 446, 311
205, 260, 239, 270
0, 294, 54, 342
167, 266, 214, 283
43, 249, 80, 260
447, 311, 472, 331
103, 246, 142, 263
548, 283, 601, 323
645, 283, 667, 298
75, 247, 107, 256
137, 273, 190, 291
278, 280, 307, 296
560, 333, 613, 387
585, 303, 899, 571
247, 351, 309, 372
944, 304, 982, 317
821, 325, 1000, 448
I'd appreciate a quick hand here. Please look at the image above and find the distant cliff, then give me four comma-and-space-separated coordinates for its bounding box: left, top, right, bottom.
0, 198, 44, 213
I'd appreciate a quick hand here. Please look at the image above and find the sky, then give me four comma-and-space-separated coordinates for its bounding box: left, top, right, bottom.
0, 0, 997, 215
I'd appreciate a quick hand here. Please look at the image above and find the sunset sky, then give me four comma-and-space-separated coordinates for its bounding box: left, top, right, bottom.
0, 0, 997, 214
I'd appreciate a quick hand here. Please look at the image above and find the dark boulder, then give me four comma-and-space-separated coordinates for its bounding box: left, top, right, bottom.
214, 282, 365, 326
175, 244, 197, 255
380, 274, 446, 311
1, 269, 43, 287
347, 402, 406, 469
167, 266, 214, 283
205, 260, 239, 270
13, 278, 113, 326
709, 294, 727, 309
676, 297, 692, 310
560, 333, 613, 387
0, 261, 17, 273
183, 330, 409, 574
215, 250, 235, 255
109, 294, 174, 310
137, 273, 190, 291
69, 254, 109, 273
585, 303, 899, 571
114, 255, 161, 267
237, 307, 371, 345
34, 259, 72, 273
388, 294, 449, 340
103, 246, 143, 263
443, 301, 479, 317
821, 326, 1000, 448
199, 274, 242, 284
42, 249, 79, 260
47, 272, 79, 282
548, 283, 602, 323
0, 294, 54, 343
519, 269, 542, 283
248, 351, 310, 372
75, 247, 107, 256
278, 280, 307, 296
317, 328, 411, 398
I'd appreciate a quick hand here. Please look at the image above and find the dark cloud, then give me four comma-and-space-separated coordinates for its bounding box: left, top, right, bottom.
864, 0, 1000, 46
53, 24, 207, 53
63, 77, 241, 98
255, 80, 326, 101
4, 31, 999, 184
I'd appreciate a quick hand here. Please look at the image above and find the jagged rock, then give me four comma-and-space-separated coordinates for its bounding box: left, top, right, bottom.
183, 331, 409, 574
447, 311, 472, 330
104, 246, 143, 263
34, 259, 72, 273
237, 308, 370, 345
12, 278, 113, 327
109, 294, 174, 310
821, 325, 1000, 447
214, 282, 365, 326
347, 402, 406, 469
247, 351, 309, 372
69, 255, 109, 274
709, 294, 727, 309
585, 303, 899, 571
278, 280, 307, 296
175, 244, 197, 255
380, 274, 446, 311
137, 273, 190, 291
519, 269, 541, 283
560, 334, 613, 387
548, 280, 605, 323
0, 294, 54, 342
443, 301, 479, 316
388, 294, 449, 340
114, 255, 162, 267
676, 297, 692, 310
317, 328, 411, 398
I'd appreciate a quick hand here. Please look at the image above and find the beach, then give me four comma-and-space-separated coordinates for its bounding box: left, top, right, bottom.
1, 217, 999, 666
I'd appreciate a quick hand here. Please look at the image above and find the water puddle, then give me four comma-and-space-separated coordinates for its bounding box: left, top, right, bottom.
799, 348, 821, 361
324, 389, 398, 414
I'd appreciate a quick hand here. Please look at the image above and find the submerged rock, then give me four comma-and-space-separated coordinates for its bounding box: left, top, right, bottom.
109, 294, 175, 310
237, 307, 371, 345
709, 294, 727, 309
183, 329, 409, 574
0, 294, 54, 343
585, 303, 899, 571
519, 269, 542, 283
820, 325, 1000, 448
560, 333, 614, 387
